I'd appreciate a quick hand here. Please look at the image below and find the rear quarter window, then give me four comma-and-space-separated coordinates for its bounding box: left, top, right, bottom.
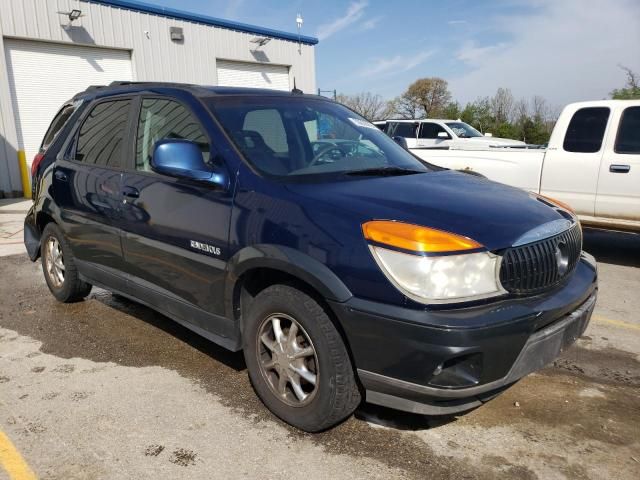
41, 104, 78, 151
563, 107, 610, 153
615, 106, 640, 154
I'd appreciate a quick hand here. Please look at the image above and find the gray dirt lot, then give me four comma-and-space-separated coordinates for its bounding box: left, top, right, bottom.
0, 228, 639, 480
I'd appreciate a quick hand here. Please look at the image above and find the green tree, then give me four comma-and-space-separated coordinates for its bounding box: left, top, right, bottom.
610, 66, 640, 99
401, 77, 452, 118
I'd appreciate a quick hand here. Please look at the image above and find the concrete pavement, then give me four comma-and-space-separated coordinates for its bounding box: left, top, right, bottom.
0, 199, 30, 257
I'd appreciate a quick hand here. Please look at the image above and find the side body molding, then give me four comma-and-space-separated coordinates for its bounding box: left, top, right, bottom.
224, 244, 353, 318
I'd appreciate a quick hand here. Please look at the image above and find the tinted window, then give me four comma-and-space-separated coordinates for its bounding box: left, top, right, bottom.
41, 104, 77, 150
419, 123, 448, 139
392, 122, 418, 138
75, 100, 130, 167
563, 107, 610, 153
615, 106, 640, 154
136, 99, 209, 171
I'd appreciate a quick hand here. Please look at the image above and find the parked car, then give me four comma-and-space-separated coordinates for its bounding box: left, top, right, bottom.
373, 119, 526, 150
25, 82, 597, 432
401, 101, 640, 232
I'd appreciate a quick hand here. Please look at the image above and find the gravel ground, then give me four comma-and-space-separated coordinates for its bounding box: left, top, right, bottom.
0, 227, 638, 479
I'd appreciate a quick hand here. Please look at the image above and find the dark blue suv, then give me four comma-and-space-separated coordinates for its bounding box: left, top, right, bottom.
25, 82, 597, 431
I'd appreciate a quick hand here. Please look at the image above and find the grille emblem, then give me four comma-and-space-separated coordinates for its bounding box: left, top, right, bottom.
554, 241, 569, 276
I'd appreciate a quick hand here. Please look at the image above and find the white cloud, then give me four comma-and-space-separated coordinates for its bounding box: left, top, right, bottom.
449, 0, 640, 106
448, 20, 467, 25
315, 1, 368, 40
456, 41, 507, 66
359, 16, 383, 31
360, 50, 436, 76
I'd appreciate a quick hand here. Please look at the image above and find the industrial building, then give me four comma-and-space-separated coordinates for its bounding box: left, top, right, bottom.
0, 0, 318, 197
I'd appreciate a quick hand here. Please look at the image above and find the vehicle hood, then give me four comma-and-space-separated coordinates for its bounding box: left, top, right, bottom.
287, 171, 570, 251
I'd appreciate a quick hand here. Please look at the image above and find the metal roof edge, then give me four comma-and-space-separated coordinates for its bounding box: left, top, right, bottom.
86, 0, 319, 45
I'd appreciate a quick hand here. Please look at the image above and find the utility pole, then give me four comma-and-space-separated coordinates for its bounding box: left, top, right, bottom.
296, 13, 303, 54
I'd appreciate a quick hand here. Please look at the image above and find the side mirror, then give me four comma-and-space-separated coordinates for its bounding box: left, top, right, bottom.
392, 136, 408, 150
151, 139, 228, 188
484, 132, 493, 137
437, 131, 450, 139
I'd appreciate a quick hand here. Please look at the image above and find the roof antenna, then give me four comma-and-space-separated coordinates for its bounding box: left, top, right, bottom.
291, 77, 303, 94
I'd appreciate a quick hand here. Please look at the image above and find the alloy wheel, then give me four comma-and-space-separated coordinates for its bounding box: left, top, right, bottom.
45, 237, 65, 288
256, 313, 319, 407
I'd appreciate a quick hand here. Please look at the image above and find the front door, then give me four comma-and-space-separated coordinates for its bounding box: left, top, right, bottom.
595, 104, 640, 222
120, 96, 233, 326
416, 122, 451, 149
52, 98, 131, 276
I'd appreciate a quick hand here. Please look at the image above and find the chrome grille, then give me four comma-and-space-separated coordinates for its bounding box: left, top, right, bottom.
500, 223, 582, 294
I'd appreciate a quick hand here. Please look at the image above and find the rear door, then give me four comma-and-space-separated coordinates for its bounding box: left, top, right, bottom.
120, 96, 234, 325
540, 106, 610, 216
52, 97, 131, 276
595, 104, 640, 222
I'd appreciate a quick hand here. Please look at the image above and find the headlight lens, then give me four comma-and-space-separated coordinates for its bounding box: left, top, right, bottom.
363, 221, 505, 304
370, 247, 503, 303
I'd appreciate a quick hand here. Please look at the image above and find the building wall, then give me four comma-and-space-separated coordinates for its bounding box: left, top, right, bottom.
0, 0, 316, 196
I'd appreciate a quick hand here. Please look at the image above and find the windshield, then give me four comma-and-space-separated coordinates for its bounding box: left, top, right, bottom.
445, 122, 483, 138
205, 96, 428, 179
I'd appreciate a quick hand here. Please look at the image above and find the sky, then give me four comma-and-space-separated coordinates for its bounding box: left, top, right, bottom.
147, 0, 639, 108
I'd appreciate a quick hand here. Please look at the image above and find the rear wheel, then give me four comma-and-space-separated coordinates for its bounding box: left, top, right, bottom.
41, 223, 92, 302
243, 285, 361, 432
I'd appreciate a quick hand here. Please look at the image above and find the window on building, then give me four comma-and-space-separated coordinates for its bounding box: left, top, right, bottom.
563, 107, 610, 153
615, 106, 640, 154
136, 98, 209, 171
75, 100, 131, 168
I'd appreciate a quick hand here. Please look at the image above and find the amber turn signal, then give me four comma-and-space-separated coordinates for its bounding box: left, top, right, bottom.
362, 221, 483, 253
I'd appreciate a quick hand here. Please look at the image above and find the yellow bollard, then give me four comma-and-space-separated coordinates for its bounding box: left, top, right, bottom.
17, 150, 31, 199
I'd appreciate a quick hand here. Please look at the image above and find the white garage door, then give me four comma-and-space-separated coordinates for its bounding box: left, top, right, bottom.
217, 60, 290, 91
4, 39, 133, 166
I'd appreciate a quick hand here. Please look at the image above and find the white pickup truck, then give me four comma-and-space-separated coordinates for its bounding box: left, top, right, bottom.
387, 101, 640, 232
374, 118, 527, 149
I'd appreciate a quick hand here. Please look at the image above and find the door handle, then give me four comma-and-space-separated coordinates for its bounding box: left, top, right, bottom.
122, 186, 140, 201
54, 170, 68, 182
609, 164, 630, 173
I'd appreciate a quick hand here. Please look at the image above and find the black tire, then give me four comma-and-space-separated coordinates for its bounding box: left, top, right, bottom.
243, 284, 361, 432
41, 223, 92, 303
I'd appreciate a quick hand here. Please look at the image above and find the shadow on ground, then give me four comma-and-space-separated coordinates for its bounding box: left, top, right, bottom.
583, 228, 640, 267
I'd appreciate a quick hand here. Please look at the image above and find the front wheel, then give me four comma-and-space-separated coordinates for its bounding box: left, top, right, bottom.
243, 285, 361, 432
41, 223, 92, 303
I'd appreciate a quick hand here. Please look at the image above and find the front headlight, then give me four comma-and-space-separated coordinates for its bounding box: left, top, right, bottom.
363, 221, 505, 304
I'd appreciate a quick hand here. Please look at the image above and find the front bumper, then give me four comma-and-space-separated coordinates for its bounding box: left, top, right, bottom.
330, 254, 597, 415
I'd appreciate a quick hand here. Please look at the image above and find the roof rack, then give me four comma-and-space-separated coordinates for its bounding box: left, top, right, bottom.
108, 81, 199, 88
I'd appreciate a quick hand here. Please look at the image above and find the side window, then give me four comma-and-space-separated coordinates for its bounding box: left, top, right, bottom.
393, 122, 418, 138
563, 107, 610, 153
41, 104, 77, 151
615, 106, 640, 154
75, 100, 130, 168
242, 109, 288, 154
136, 98, 210, 171
419, 123, 448, 139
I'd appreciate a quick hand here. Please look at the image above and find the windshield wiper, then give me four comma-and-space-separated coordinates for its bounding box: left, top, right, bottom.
345, 166, 425, 177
